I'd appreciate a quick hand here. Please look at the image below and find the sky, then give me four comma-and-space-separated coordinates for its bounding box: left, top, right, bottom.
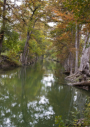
11, 0, 21, 5
11, 0, 56, 27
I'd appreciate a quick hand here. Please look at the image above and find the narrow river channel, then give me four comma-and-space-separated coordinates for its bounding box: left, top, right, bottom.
0, 60, 90, 127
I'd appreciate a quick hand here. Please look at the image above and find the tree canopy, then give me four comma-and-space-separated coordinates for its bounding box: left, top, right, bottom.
0, 0, 90, 73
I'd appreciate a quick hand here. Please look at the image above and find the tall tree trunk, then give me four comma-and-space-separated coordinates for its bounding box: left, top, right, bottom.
21, 20, 37, 65
0, 31, 4, 54
70, 52, 73, 75
79, 32, 90, 71
0, 0, 6, 54
75, 24, 79, 73
82, 31, 89, 53
70, 28, 75, 75
22, 32, 30, 65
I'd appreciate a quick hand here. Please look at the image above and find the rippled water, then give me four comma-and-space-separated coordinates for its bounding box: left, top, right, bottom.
0, 60, 90, 127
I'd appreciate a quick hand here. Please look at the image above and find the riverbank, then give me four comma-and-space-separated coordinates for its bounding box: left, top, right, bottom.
65, 71, 90, 91
0, 55, 43, 70
0, 55, 21, 70
48, 58, 60, 62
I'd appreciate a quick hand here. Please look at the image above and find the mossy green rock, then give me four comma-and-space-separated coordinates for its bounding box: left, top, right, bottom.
0, 55, 20, 70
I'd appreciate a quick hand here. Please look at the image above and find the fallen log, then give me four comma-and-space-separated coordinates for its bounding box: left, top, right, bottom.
69, 81, 90, 86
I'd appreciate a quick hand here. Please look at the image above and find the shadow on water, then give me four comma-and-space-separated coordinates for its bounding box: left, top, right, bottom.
0, 59, 90, 127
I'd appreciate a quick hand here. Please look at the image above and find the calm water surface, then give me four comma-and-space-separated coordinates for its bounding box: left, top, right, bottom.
0, 60, 90, 127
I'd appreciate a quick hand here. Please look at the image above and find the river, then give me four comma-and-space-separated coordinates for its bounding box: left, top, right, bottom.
0, 60, 90, 127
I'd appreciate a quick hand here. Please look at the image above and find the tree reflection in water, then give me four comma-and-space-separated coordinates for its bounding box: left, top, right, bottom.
0, 60, 90, 127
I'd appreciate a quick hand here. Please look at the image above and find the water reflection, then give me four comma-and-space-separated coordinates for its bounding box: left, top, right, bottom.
0, 60, 90, 127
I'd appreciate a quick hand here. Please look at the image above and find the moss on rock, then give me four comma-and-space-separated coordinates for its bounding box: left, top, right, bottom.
0, 55, 21, 70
